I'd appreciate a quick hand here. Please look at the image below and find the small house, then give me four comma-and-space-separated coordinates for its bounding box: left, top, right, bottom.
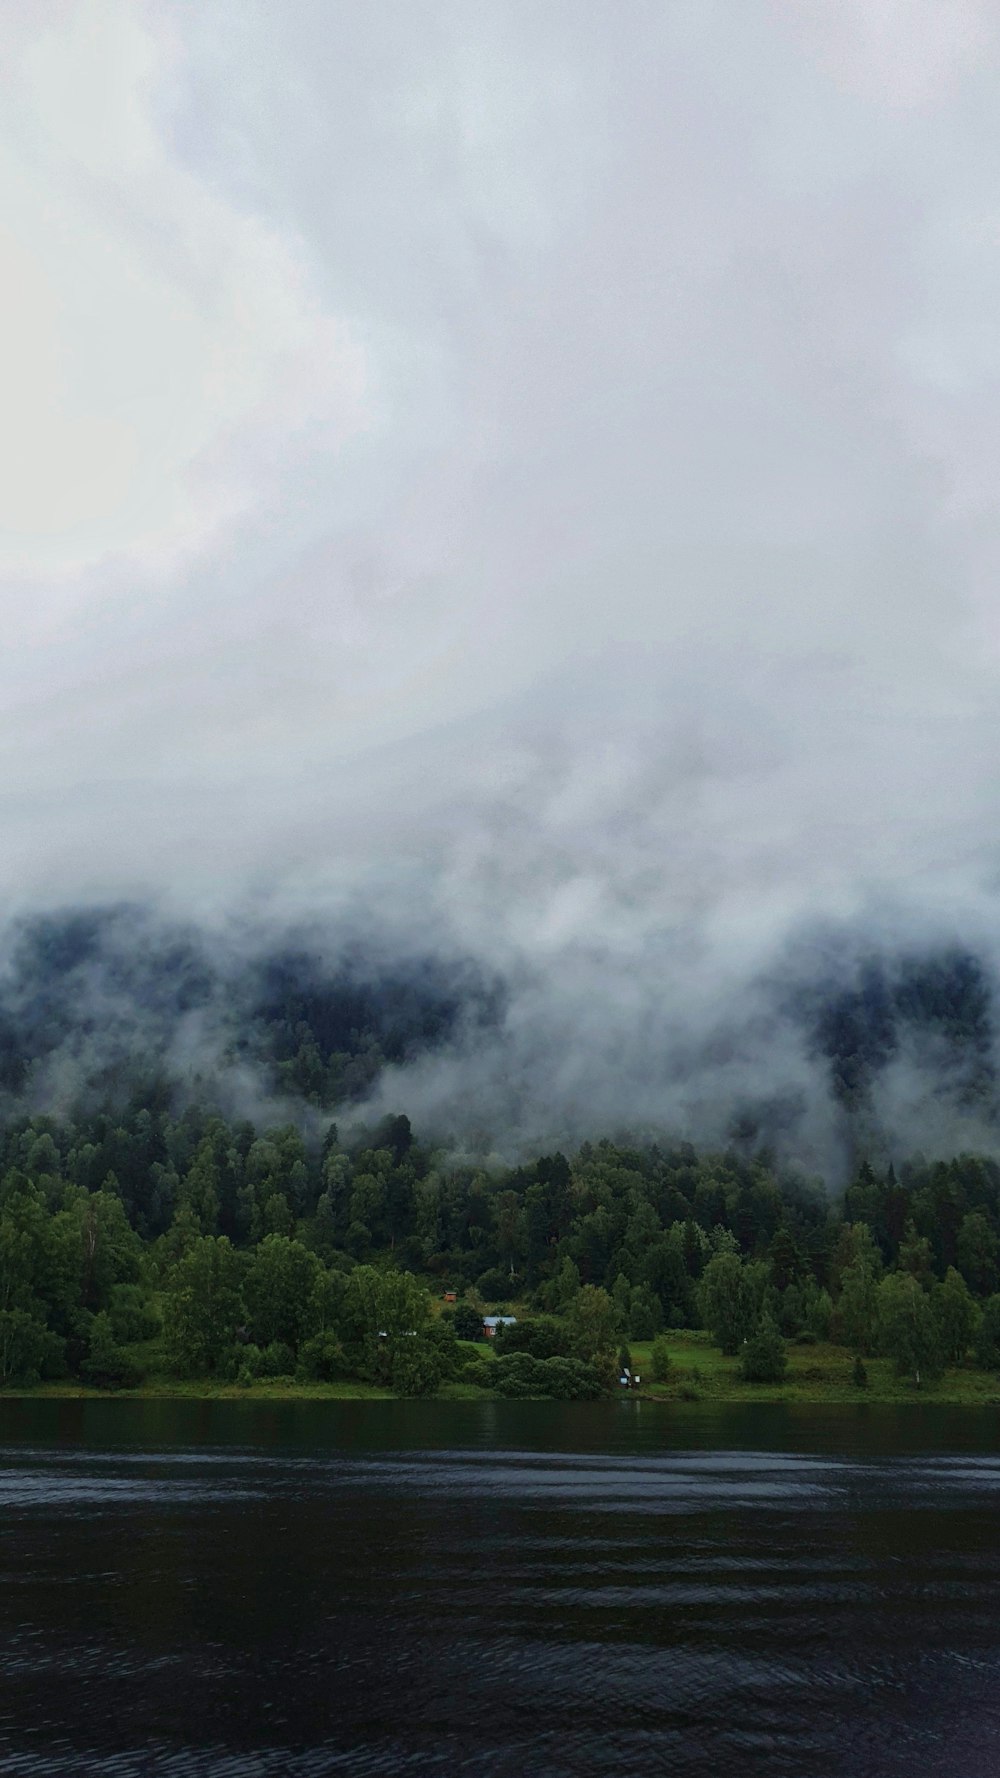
442, 1291, 457, 1303
482, 1315, 517, 1339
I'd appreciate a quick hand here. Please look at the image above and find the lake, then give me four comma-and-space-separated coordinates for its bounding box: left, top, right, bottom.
2, 1398, 1000, 1775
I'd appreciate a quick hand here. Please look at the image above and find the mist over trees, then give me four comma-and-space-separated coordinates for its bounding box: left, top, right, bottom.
0, 904, 998, 1395
0, 906, 500, 1118
2, 906, 1000, 1179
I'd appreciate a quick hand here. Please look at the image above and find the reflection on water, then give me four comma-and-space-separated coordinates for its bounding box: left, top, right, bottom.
1, 1400, 1000, 1776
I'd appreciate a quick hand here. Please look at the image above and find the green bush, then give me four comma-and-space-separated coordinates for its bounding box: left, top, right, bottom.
260, 1340, 295, 1378
650, 1335, 673, 1381
108, 1284, 160, 1345
0, 1310, 65, 1388
81, 1312, 141, 1389
489, 1352, 605, 1399
297, 1330, 345, 1381
494, 1316, 568, 1359
737, 1320, 787, 1384
423, 1318, 461, 1378
461, 1356, 495, 1388
229, 1342, 262, 1379
390, 1337, 444, 1397
543, 1357, 603, 1399
974, 1294, 1000, 1370
452, 1302, 485, 1342
490, 1353, 542, 1397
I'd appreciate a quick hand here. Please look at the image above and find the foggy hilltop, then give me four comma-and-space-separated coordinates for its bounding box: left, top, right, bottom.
0, 902, 997, 1183
7, 4, 1000, 1191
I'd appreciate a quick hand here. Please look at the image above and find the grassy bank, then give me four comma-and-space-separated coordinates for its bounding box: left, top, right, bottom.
5, 1331, 1000, 1404
1, 1377, 394, 1401
627, 1331, 1000, 1406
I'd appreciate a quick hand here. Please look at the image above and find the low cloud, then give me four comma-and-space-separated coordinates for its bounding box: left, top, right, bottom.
4, 3, 1000, 1173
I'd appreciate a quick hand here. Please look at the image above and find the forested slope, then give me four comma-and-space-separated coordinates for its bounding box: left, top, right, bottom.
3, 907, 1000, 1396
3, 1099, 1000, 1395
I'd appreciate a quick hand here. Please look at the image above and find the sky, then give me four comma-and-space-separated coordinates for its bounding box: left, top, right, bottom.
4, 1, 1000, 1159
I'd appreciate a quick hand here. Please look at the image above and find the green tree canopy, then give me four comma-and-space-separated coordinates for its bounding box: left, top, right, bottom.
931, 1267, 978, 1364
877, 1272, 942, 1386
699, 1251, 758, 1356
243, 1235, 325, 1353
163, 1236, 244, 1377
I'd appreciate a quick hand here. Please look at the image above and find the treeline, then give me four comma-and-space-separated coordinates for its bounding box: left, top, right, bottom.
4, 1097, 1000, 1392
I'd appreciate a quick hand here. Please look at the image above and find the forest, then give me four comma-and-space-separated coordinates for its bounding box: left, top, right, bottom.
3, 1092, 1000, 1397
2, 907, 1000, 1398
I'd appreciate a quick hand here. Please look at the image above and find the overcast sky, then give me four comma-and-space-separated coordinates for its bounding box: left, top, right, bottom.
4, 0, 1000, 1078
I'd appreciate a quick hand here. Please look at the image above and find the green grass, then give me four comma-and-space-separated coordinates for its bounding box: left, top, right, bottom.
624, 1332, 1000, 1405
4, 1376, 394, 1401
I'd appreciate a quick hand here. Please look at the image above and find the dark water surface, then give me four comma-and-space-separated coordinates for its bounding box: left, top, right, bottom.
3, 1400, 1000, 1776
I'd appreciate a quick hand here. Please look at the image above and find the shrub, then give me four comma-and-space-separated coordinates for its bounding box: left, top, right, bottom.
81, 1313, 141, 1389
217, 1343, 253, 1382
108, 1285, 160, 1345
462, 1357, 495, 1389
260, 1340, 295, 1378
452, 1302, 485, 1342
0, 1311, 64, 1388
589, 1350, 620, 1393
489, 1352, 605, 1399
974, 1294, 1000, 1370
391, 1337, 444, 1397
538, 1357, 604, 1399
236, 1342, 263, 1378
737, 1320, 787, 1384
495, 1316, 568, 1360
650, 1335, 673, 1382
491, 1353, 546, 1398
297, 1330, 345, 1381
423, 1319, 460, 1378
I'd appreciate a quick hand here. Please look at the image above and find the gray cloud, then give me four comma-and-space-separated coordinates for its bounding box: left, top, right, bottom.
4, 1, 1000, 1167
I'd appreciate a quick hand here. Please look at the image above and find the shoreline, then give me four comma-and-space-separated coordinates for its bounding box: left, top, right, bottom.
5, 1378, 1000, 1408
5, 1336, 999, 1409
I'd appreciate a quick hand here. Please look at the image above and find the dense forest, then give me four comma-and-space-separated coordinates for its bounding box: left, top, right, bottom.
3, 1093, 1000, 1395
3, 907, 1000, 1397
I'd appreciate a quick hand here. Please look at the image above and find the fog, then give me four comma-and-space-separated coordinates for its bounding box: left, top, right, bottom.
4, 2, 1000, 1168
